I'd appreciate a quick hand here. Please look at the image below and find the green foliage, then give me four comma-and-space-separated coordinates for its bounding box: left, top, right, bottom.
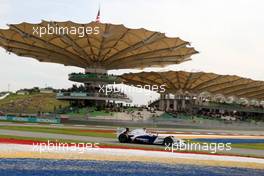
0, 93, 69, 114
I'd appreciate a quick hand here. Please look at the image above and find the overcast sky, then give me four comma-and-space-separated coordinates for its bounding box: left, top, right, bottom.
0, 0, 263, 105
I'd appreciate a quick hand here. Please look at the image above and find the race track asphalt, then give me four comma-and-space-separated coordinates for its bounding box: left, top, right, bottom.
0, 129, 264, 157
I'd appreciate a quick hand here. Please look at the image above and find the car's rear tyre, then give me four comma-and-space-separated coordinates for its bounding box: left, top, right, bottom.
118, 133, 129, 143
164, 137, 174, 146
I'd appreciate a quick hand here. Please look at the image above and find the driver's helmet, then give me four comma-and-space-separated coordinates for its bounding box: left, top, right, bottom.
124, 127, 130, 134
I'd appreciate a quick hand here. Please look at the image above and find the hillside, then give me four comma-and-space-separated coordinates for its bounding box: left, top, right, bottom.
0, 93, 69, 114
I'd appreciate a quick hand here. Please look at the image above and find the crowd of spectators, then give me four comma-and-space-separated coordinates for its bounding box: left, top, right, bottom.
69, 72, 119, 81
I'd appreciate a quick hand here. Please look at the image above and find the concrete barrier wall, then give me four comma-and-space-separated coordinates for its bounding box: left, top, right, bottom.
0, 116, 60, 124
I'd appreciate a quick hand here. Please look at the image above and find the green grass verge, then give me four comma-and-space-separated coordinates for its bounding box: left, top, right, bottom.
232, 143, 264, 150
0, 126, 115, 138
182, 139, 264, 151
0, 134, 85, 143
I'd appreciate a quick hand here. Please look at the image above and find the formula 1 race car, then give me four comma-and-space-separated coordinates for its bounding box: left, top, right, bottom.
117, 128, 185, 146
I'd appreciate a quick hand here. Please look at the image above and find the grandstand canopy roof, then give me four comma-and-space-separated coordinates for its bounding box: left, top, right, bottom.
120, 71, 264, 100
0, 21, 198, 70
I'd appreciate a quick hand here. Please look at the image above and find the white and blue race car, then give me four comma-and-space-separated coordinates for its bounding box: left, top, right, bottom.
117, 128, 185, 146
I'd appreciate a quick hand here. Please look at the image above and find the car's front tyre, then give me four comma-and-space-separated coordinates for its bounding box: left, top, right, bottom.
163, 137, 174, 146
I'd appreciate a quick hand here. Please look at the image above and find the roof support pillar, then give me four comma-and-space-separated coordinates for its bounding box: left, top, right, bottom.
159, 93, 165, 111
166, 98, 170, 112
174, 95, 178, 111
